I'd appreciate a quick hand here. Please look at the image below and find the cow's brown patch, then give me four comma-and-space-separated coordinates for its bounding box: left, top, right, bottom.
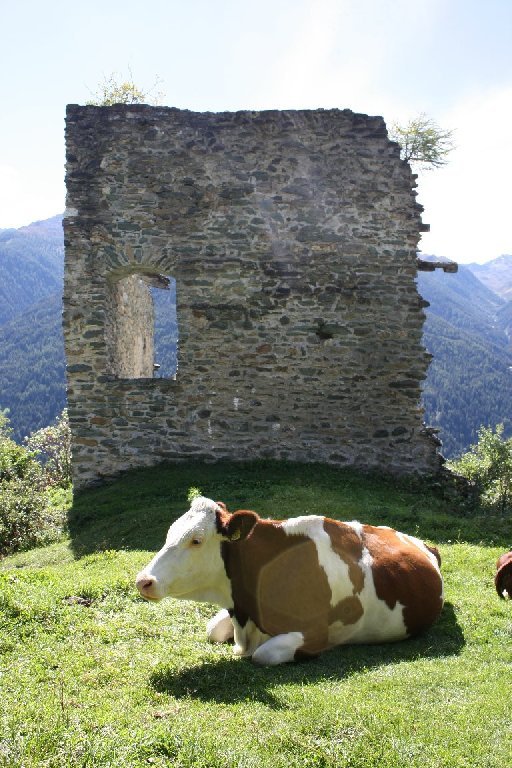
362, 525, 443, 636
323, 519, 365, 594
222, 516, 333, 654
329, 595, 364, 625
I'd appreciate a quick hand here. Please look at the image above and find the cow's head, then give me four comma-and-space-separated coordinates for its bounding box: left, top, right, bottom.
135, 496, 258, 605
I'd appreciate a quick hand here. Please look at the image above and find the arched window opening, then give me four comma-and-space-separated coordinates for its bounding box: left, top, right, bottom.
107, 271, 178, 380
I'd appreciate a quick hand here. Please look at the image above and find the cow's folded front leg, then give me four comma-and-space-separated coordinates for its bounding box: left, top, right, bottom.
232, 618, 269, 657
251, 632, 305, 666
206, 609, 235, 643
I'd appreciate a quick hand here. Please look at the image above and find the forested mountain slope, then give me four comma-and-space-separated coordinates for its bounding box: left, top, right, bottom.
418, 267, 512, 457
0, 216, 65, 440
0, 215, 63, 326
0, 292, 66, 441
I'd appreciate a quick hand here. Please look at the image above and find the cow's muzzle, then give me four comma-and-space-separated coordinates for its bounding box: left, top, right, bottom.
135, 571, 160, 601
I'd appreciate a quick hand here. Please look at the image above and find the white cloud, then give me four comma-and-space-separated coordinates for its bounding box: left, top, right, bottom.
418, 86, 512, 263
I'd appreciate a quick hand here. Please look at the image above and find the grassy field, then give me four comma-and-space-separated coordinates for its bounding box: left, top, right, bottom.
1, 460, 511, 767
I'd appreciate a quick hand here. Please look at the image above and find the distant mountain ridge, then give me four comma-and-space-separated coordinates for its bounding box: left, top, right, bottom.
419, 257, 507, 343
467, 255, 512, 301
1, 215, 512, 457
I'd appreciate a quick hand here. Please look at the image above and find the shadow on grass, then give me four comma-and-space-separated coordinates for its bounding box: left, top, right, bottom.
67, 460, 512, 558
149, 602, 464, 709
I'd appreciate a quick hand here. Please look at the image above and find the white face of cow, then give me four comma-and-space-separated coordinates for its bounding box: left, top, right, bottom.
135, 497, 231, 606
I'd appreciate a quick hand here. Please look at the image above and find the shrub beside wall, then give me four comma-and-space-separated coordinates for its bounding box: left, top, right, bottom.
0, 410, 70, 556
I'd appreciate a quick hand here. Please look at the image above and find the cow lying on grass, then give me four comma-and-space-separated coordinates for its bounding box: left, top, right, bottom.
495, 551, 512, 599
136, 496, 443, 665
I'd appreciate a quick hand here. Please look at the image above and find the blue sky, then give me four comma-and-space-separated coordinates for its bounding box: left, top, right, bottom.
1, 0, 511, 263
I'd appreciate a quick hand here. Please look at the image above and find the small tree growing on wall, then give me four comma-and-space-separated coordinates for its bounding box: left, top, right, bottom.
86, 71, 164, 106
389, 113, 455, 171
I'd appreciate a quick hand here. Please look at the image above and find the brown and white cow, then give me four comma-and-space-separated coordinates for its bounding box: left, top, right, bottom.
495, 550, 512, 599
135, 496, 443, 665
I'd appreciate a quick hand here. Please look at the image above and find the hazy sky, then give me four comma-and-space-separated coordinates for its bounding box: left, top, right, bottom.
1, 0, 511, 263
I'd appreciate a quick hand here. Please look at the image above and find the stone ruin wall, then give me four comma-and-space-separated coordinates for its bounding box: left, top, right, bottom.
64, 105, 443, 490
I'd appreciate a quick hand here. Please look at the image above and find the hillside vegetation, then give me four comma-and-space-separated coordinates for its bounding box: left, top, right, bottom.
418, 267, 512, 456
0, 293, 66, 440
0, 215, 63, 326
0, 217, 65, 441
1, 460, 511, 767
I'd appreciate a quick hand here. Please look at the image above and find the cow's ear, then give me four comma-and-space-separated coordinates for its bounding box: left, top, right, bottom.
225, 510, 259, 541
214, 502, 231, 534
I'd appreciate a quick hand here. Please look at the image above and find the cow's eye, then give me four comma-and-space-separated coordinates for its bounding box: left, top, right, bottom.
190, 537, 202, 547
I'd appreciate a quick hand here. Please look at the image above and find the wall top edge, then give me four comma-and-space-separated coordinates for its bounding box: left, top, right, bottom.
65, 103, 386, 125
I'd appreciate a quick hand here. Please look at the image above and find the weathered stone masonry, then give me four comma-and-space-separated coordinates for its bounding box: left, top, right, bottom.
64, 105, 443, 489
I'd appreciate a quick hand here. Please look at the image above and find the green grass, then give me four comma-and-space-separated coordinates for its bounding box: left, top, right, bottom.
1, 460, 511, 767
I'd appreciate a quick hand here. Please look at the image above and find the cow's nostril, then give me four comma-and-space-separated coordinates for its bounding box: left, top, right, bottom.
136, 574, 157, 594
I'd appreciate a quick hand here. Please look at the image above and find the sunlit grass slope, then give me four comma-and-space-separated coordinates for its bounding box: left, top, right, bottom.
1, 460, 511, 767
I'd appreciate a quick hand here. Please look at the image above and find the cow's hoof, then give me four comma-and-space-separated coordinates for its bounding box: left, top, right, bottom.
232, 643, 252, 657
251, 632, 305, 666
